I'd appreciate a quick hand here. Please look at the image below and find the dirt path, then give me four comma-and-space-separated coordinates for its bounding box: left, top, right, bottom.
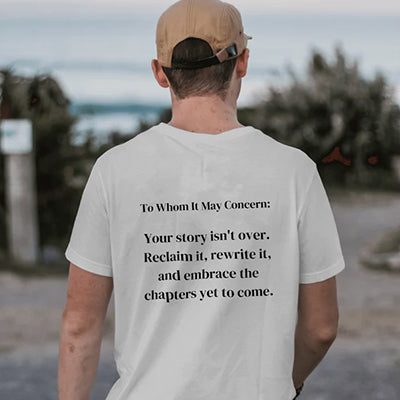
1, 189, 399, 399
331, 190, 400, 342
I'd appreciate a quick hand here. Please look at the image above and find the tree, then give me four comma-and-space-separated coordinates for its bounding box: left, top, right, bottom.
0, 68, 98, 255
238, 45, 400, 188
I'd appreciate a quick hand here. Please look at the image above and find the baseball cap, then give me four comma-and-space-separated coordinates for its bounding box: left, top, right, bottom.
156, 0, 252, 69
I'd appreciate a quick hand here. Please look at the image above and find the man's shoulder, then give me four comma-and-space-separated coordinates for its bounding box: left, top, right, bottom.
94, 124, 161, 169
247, 127, 316, 173
94, 123, 316, 180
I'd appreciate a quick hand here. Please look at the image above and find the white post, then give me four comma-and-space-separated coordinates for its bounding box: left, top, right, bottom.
0, 119, 39, 265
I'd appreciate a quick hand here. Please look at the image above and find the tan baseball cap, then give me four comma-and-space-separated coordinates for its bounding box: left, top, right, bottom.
156, 0, 252, 69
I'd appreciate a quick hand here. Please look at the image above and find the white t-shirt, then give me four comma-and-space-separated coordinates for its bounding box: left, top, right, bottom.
65, 122, 345, 400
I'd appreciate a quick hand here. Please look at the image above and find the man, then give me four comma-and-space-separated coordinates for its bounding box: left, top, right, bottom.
58, 0, 345, 399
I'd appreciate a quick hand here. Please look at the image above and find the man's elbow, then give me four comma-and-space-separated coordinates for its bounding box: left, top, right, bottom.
313, 323, 338, 346
61, 308, 103, 338
303, 314, 339, 349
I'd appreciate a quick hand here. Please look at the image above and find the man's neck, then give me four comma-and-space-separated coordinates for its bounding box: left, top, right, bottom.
168, 94, 243, 134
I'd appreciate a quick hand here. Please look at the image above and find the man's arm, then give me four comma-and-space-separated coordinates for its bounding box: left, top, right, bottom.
58, 263, 113, 400
292, 276, 339, 391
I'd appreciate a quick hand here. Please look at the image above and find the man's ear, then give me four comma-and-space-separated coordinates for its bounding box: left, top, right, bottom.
235, 48, 249, 79
151, 59, 170, 88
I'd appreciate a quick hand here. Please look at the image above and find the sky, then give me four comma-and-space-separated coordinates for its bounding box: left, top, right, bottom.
1, 0, 400, 17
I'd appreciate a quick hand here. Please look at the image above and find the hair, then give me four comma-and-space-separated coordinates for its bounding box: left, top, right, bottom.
161, 38, 238, 101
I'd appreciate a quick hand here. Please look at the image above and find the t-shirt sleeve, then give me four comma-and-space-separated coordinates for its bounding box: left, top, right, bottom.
297, 166, 345, 284
65, 159, 113, 277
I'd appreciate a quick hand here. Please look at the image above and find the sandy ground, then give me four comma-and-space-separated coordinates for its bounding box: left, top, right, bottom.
0, 189, 400, 399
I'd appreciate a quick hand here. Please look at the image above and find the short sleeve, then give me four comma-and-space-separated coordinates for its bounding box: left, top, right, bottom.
297, 166, 345, 284
65, 160, 113, 277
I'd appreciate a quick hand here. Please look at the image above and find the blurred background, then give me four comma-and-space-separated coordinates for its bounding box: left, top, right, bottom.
0, 0, 399, 398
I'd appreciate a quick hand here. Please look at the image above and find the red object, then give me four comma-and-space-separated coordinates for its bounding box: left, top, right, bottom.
367, 156, 378, 165
321, 146, 352, 166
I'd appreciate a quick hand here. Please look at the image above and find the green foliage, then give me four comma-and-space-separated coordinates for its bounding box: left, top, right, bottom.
0, 68, 99, 254
238, 45, 400, 188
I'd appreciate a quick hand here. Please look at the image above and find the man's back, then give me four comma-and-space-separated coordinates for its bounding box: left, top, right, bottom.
58, 1, 345, 398
64, 122, 344, 399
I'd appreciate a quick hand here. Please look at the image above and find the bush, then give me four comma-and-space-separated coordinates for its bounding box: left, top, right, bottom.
238, 45, 400, 188
0, 68, 99, 255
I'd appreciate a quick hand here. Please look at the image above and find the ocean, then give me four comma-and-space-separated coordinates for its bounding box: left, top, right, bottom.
1, 12, 399, 144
